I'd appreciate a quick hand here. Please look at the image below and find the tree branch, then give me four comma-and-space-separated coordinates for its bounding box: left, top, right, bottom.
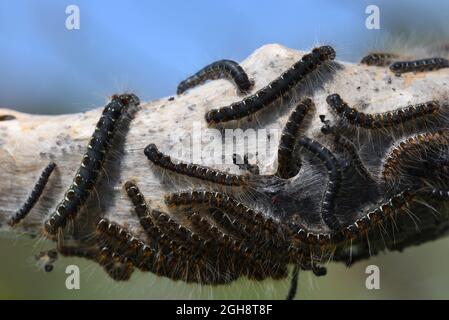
1, 43, 448, 262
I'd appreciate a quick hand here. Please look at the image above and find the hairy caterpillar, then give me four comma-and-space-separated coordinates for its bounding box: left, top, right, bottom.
360, 52, 400, 66
177, 59, 253, 94
44, 94, 140, 236
276, 98, 313, 179
326, 94, 440, 129
381, 130, 449, 188
390, 57, 449, 74
0, 114, 16, 121
297, 136, 342, 231
205, 46, 336, 124
164, 190, 282, 242
144, 143, 248, 186
9, 162, 56, 226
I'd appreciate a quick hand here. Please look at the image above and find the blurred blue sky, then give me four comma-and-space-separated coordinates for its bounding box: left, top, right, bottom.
1, 0, 448, 114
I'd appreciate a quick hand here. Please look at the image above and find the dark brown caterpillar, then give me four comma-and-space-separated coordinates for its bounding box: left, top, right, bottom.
9, 162, 56, 226
276, 98, 313, 179
124, 182, 240, 281
360, 52, 400, 66
197, 209, 249, 241
205, 46, 336, 124
97, 217, 241, 284
286, 265, 299, 300
297, 136, 342, 231
97, 246, 135, 281
341, 189, 416, 241
390, 57, 449, 74
177, 59, 253, 94
326, 94, 440, 129
113, 185, 176, 266
96, 218, 157, 272
382, 131, 449, 186
288, 188, 418, 249
319, 114, 374, 181
164, 190, 282, 243
144, 143, 248, 186
0, 114, 16, 121
336, 135, 374, 181
57, 243, 134, 281
44, 94, 140, 236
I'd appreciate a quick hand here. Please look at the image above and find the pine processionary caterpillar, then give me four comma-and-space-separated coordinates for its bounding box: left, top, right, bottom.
164, 190, 282, 243
381, 131, 449, 186
335, 135, 374, 181
9, 162, 56, 226
205, 46, 336, 124
44, 94, 140, 236
0, 114, 16, 121
177, 59, 253, 94
144, 143, 248, 186
390, 57, 449, 74
276, 98, 314, 179
360, 52, 400, 67
297, 136, 342, 231
326, 94, 440, 129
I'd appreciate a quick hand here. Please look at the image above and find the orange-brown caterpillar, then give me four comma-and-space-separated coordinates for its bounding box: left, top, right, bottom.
297, 136, 342, 231
326, 94, 440, 129
205, 46, 335, 124
381, 131, 449, 187
164, 190, 282, 243
177, 59, 253, 94
144, 143, 248, 186
335, 134, 374, 182
9, 162, 56, 226
360, 52, 400, 67
0, 114, 16, 121
276, 98, 313, 179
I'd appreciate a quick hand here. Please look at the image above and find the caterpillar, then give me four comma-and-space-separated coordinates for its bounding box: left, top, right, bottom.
97, 246, 135, 281
96, 218, 157, 272
341, 189, 416, 241
335, 134, 374, 182
205, 45, 336, 124
9, 162, 56, 226
177, 59, 253, 94
124, 180, 150, 219
381, 131, 449, 187
0, 114, 16, 121
319, 114, 374, 181
276, 98, 313, 179
56, 243, 135, 281
326, 94, 440, 129
44, 94, 140, 236
124, 181, 172, 249
164, 190, 282, 242
425, 188, 449, 200
286, 265, 299, 300
297, 136, 342, 231
360, 52, 400, 67
144, 143, 248, 186
288, 188, 418, 250
196, 209, 249, 241
124, 183, 242, 281
390, 57, 449, 74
